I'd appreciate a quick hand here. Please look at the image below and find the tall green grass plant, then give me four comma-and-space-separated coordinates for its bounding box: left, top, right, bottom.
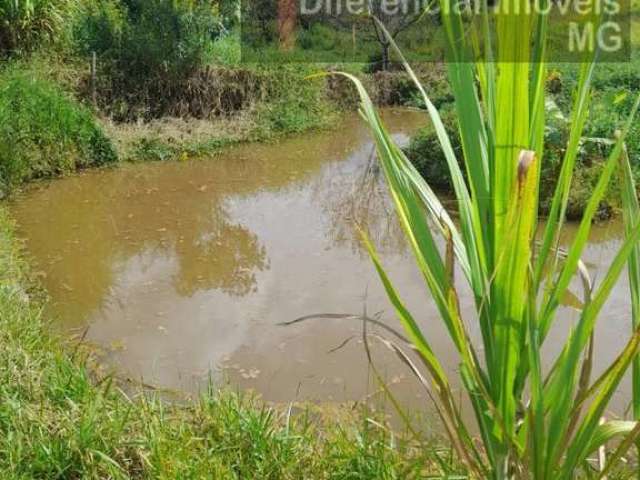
334, 3, 640, 478
0, 0, 78, 55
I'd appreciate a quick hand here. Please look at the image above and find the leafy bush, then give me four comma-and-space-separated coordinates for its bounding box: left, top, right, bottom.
217, 0, 240, 30
205, 30, 241, 66
298, 23, 340, 51
0, 68, 116, 192
254, 65, 336, 136
404, 108, 461, 190
71, 0, 126, 56
406, 114, 615, 220
115, 0, 220, 81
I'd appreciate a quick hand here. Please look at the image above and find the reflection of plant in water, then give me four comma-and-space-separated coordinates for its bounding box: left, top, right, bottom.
18, 173, 271, 323
320, 144, 409, 257
173, 217, 269, 297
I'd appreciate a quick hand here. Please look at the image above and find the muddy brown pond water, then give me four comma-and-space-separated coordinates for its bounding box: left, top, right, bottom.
10, 109, 634, 424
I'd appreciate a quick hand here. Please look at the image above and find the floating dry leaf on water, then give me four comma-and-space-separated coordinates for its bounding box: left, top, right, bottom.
110, 339, 126, 352
239, 368, 261, 380
47, 254, 63, 265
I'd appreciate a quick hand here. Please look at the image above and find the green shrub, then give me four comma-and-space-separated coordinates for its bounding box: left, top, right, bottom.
116, 0, 220, 79
404, 108, 461, 190
405, 101, 621, 220
547, 57, 640, 165
71, 0, 126, 56
218, 0, 240, 30
0, 68, 116, 192
298, 23, 341, 51
254, 65, 337, 137
406, 59, 640, 221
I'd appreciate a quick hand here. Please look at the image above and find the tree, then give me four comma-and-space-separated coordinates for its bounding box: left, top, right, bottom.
366, 0, 425, 70
316, 0, 426, 70
278, 0, 297, 51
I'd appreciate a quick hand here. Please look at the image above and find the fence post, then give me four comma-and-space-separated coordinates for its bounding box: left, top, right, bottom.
91, 51, 97, 107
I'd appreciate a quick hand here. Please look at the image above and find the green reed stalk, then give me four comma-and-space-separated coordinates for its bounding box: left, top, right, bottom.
332, 1, 640, 477
620, 142, 640, 478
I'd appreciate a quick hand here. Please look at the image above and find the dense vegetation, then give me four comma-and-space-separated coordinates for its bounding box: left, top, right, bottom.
0, 0, 346, 177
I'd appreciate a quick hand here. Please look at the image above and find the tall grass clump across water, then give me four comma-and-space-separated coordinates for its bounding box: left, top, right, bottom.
0, 0, 77, 55
320, 2, 640, 478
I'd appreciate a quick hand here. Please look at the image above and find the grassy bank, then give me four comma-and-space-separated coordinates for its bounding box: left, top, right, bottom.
0, 58, 345, 167
0, 0, 442, 182
0, 65, 117, 196
0, 207, 455, 479
101, 63, 343, 163
0, 58, 431, 177
104, 65, 441, 163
